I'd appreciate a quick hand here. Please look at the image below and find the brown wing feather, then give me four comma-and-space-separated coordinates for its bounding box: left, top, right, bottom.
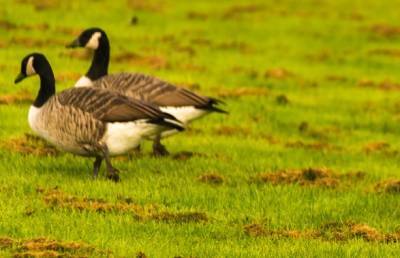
94, 73, 213, 108
57, 87, 165, 123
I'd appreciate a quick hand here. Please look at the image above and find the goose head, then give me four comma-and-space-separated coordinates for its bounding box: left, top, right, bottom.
15, 53, 51, 83
66, 28, 108, 50
67, 28, 110, 81
15, 53, 56, 107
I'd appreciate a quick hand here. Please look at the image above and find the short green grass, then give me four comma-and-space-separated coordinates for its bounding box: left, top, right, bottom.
2, 0, 400, 257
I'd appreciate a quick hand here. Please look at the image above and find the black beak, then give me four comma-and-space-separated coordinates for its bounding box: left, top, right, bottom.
14, 73, 26, 84
66, 38, 80, 48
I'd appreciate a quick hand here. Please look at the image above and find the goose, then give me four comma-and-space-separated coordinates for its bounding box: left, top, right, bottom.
66, 28, 227, 156
14, 53, 184, 181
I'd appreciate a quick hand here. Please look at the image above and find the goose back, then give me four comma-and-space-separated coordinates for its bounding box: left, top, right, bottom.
93, 73, 213, 108
58, 87, 171, 122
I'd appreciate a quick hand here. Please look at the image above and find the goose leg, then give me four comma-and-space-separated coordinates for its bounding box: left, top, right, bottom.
127, 144, 141, 160
152, 134, 169, 156
92, 156, 103, 179
100, 145, 120, 182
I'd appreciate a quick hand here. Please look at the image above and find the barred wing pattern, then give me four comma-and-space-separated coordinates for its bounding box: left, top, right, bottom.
57, 87, 170, 123
93, 73, 217, 109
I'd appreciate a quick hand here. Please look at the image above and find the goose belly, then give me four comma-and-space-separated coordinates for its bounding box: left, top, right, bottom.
159, 106, 208, 124
102, 120, 160, 155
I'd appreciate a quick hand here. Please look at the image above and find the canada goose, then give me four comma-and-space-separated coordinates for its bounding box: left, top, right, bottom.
66, 28, 227, 156
15, 53, 184, 181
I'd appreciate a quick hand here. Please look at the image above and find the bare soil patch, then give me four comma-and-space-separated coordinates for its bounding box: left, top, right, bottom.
59, 49, 93, 61
230, 66, 258, 79
173, 45, 196, 56
0, 236, 108, 257
363, 141, 390, 153
1, 133, 59, 156
275, 94, 289, 105
298, 121, 342, 140
304, 50, 343, 63
171, 151, 207, 161
126, 0, 164, 12
357, 79, 376, 87
38, 188, 208, 223
244, 224, 313, 239
187, 11, 209, 20
213, 87, 268, 98
362, 141, 398, 156
16, 0, 63, 10
264, 68, 295, 80
367, 24, 400, 38
214, 126, 251, 137
284, 141, 338, 151
0, 19, 17, 30
245, 221, 400, 242
9, 37, 65, 47
359, 79, 400, 91
368, 48, 400, 58
190, 37, 213, 47
0, 90, 33, 105
178, 63, 206, 72
56, 71, 81, 82
253, 168, 364, 188
150, 211, 208, 223
198, 173, 224, 185
325, 75, 349, 82
112, 52, 170, 70
223, 4, 265, 19
0, 19, 48, 31
215, 41, 254, 54
375, 179, 400, 194
54, 26, 84, 36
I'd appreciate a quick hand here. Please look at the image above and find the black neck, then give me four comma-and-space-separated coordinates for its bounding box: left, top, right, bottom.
33, 66, 55, 108
86, 38, 109, 81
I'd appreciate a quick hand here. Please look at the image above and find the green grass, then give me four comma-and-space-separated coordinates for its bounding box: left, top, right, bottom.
2, 0, 400, 257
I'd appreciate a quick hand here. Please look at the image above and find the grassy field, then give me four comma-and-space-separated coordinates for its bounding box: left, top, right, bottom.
2, 0, 400, 257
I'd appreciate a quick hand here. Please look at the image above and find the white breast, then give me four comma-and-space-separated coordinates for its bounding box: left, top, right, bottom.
74, 76, 93, 88
28, 105, 42, 134
28, 105, 53, 146
102, 120, 160, 156
159, 106, 208, 124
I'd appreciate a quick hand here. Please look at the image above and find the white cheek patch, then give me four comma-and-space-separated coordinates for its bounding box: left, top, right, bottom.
86, 32, 102, 49
26, 56, 36, 76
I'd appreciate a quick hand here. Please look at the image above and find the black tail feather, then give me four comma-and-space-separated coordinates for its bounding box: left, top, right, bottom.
209, 97, 226, 105
148, 116, 185, 131
196, 98, 228, 114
